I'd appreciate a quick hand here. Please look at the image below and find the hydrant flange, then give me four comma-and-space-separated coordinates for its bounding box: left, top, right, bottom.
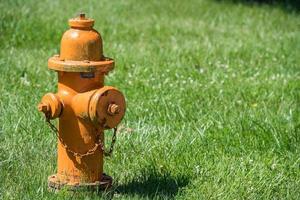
48, 56, 114, 73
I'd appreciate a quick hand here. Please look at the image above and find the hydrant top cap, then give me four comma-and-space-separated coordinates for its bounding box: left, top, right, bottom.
48, 13, 115, 73
69, 13, 94, 29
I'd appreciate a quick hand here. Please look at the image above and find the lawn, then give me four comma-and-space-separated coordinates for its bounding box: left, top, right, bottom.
0, 0, 299, 199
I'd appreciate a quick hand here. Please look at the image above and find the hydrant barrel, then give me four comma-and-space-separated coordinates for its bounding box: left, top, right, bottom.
38, 14, 126, 191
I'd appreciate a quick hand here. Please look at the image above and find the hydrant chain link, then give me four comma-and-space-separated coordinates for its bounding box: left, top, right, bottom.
46, 118, 118, 157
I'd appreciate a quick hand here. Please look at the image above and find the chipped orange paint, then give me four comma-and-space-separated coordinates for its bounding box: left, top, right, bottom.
38, 14, 126, 191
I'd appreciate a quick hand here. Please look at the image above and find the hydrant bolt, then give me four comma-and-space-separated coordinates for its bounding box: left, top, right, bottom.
79, 13, 85, 19
38, 103, 49, 114
108, 103, 120, 115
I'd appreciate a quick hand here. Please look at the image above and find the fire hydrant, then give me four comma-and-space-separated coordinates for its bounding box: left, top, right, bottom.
38, 14, 126, 191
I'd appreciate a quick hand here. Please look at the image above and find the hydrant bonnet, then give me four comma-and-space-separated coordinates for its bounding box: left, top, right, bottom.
60, 14, 103, 61
48, 13, 114, 73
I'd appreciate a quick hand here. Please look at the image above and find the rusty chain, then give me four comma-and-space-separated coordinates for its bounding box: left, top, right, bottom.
45, 113, 117, 158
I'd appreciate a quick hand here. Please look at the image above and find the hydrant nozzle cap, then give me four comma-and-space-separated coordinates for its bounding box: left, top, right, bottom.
69, 13, 94, 29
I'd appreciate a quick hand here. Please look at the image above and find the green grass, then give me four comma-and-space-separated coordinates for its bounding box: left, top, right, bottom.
0, 0, 299, 199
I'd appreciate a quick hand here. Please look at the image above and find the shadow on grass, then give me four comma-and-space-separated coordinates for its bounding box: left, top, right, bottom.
215, 0, 300, 12
115, 169, 190, 199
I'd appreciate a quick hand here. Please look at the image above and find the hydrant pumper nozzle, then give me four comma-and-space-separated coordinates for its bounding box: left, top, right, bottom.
38, 13, 126, 191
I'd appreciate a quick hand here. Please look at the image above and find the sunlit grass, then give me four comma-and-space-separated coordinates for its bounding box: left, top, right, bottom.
0, 0, 299, 199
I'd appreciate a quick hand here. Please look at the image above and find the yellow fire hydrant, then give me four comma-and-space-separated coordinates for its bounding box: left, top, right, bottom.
38, 13, 126, 191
